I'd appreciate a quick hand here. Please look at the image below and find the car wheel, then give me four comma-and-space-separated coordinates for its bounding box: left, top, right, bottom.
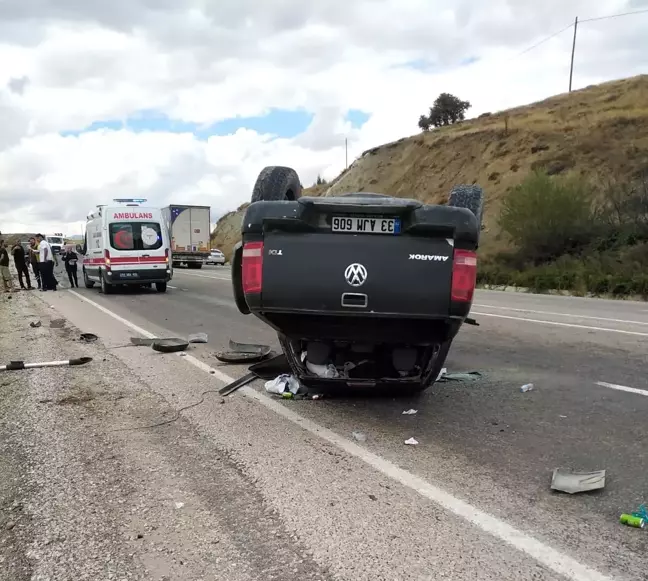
251, 166, 302, 203
100, 271, 113, 294
155, 282, 167, 293
83, 268, 95, 289
448, 184, 485, 231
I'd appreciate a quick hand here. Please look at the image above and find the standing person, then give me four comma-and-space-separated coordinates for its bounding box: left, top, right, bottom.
36, 233, 56, 291
0, 240, 13, 293
11, 242, 33, 290
28, 237, 41, 289
62, 245, 79, 288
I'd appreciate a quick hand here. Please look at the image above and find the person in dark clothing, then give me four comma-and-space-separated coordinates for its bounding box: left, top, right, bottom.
62, 245, 79, 288
27, 237, 41, 289
0, 240, 13, 293
11, 242, 33, 290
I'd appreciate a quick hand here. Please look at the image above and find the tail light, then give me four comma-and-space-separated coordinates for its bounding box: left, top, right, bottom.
104, 249, 111, 269
451, 249, 477, 302
242, 241, 263, 294
165, 248, 169, 263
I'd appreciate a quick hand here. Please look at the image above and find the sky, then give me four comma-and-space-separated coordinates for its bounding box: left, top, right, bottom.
1, 0, 647, 235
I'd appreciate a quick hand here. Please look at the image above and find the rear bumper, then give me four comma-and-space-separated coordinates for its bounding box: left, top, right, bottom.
106, 269, 171, 284
249, 308, 466, 344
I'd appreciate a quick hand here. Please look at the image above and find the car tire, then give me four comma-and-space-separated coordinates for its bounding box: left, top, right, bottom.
251, 166, 302, 203
448, 184, 484, 230
83, 268, 95, 289
155, 282, 167, 293
100, 271, 112, 294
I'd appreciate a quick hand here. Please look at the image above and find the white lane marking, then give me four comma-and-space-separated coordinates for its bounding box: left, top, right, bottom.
595, 381, 648, 397
174, 271, 231, 281
471, 311, 648, 337
473, 304, 648, 326
67, 290, 615, 581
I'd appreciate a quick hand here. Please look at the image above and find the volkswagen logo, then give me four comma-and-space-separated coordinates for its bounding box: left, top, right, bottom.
344, 263, 367, 287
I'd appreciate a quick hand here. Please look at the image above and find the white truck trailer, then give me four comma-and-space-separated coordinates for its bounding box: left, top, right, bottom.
162, 205, 211, 269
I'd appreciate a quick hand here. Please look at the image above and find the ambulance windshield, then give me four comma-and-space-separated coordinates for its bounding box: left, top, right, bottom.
109, 222, 162, 251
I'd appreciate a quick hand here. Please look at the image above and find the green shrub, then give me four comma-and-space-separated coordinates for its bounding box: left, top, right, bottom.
498, 171, 598, 263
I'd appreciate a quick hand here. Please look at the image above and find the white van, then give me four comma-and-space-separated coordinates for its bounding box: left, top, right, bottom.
46, 233, 65, 254
82, 199, 172, 294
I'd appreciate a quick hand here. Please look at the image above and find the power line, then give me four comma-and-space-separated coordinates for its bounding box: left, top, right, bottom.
514, 23, 575, 58
580, 8, 648, 24
512, 7, 648, 59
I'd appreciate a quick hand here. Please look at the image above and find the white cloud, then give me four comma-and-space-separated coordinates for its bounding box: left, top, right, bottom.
1, 0, 647, 234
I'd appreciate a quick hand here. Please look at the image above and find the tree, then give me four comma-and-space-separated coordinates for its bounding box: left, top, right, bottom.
418, 115, 431, 132
314, 174, 328, 186
418, 93, 471, 130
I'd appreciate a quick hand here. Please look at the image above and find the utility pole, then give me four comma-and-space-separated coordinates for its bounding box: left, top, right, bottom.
569, 16, 578, 92
345, 138, 348, 169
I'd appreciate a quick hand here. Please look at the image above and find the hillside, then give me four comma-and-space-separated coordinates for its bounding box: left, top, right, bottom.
212, 74, 648, 263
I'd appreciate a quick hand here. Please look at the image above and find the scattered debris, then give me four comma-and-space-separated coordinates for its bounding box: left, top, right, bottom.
404, 437, 419, 446
312, 394, 323, 400
306, 360, 339, 378
130, 337, 157, 346
29, 321, 42, 328
402, 409, 418, 415
174, 502, 185, 510
550, 468, 606, 494
151, 338, 189, 353
49, 318, 66, 328
215, 339, 272, 363
352, 431, 367, 442
620, 513, 645, 529
1, 357, 93, 372
188, 332, 208, 344
264, 374, 301, 396
79, 333, 98, 343
520, 383, 535, 393
438, 371, 482, 382
620, 504, 648, 529
218, 372, 256, 396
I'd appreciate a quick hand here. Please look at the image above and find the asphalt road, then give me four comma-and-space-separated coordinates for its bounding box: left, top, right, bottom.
39, 264, 648, 580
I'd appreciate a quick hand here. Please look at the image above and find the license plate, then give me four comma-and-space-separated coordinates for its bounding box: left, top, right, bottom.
118, 272, 139, 279
331, 217, 401, 234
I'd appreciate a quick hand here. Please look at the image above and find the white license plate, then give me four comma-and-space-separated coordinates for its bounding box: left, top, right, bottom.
331, 216, 401, 234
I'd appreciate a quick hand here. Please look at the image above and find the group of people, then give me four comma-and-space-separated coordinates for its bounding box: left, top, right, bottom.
0, 235, 80, 294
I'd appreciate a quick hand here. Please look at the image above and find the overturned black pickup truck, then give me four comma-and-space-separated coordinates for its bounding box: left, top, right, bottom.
231, 166, 482, 393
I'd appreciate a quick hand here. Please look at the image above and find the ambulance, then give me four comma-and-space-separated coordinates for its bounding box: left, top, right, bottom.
82, 199, 173, 294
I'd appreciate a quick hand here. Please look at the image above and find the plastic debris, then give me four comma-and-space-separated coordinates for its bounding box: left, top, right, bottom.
174, 502, 185, 509
402, 409, 418, 415
264, 374, 300, 396
438, 371, 482, 382
79, 333, 98, 343
436, 367, 447, 380
29, 321, 42, 328
151, 338, 189, 353
404, 438, 419, 446
520, 383, 534, 393
352, 431, 367, 442
188, 332, 208, 344
550, 468, 606, 494
306, 360, 339, 378
215, 339, 272, 363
